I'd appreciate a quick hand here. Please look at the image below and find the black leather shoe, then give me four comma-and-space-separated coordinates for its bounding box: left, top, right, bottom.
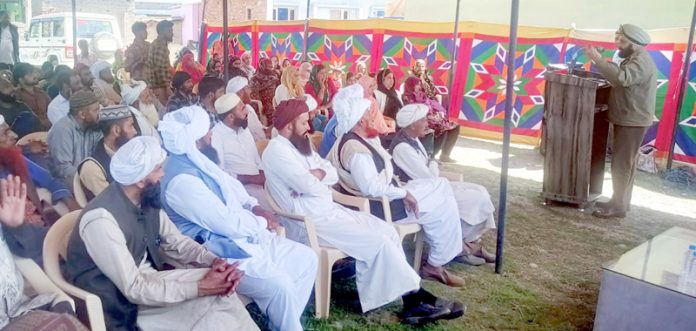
592, 208, 626, 219
401, 303, 451, 326
434, 299, 466, 320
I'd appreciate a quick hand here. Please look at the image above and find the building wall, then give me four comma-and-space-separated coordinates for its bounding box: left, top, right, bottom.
272, 0, 388, 20
173, 3, 201, 46
403, 0, 692, 30
203, 0, 267, 26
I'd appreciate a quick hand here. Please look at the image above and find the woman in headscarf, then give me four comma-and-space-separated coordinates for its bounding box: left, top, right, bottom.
174, 48, 194, 71
358, 75, 393, 135
180, 52, 205, 86
376, 68, 403, 119
240, 52, 256, 77
271, 55, 283, 79
403, 59, 460, 163
304, 64, 334, 112
281, 58, 292, 69
228, 55, 248, 78
274, 66, 304, 107
250, 58, 281, 124
204, 58, 223, 79
355, 62, 367, 80
298, 61, 312, 87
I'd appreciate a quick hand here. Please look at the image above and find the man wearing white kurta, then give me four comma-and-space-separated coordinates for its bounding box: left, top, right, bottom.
390, 104, 496, 265
158, 106, 317, 331
226, 76, 267, 141
64, 136, 259, 331
212, 93, 270, 210
327, 94, 466, 287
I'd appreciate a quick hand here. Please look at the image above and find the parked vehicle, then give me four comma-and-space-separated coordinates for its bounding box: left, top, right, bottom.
20, 12, 122, 66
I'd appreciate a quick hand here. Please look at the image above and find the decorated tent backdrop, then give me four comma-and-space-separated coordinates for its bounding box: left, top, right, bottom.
199, 20, 694, 165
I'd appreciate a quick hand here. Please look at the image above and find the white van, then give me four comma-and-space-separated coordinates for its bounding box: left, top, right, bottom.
20, 12, 123, 66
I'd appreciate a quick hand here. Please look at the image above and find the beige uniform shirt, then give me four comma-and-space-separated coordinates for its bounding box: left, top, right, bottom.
79, 144, 115, 197
594, 47, 657, 127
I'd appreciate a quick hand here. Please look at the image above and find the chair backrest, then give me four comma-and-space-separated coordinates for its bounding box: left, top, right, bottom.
72, 174, 89, 208
309, 132, 323, 151
16, 131, 48, 146
256, 139, 270, 157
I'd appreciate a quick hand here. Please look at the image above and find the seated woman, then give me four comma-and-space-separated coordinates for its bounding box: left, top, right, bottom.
358, 75, 394, 147
403, 59, 460, 163
304, 64, 334, 131
376, 68, 404, 119
274, 66, 305, 107
249, 58, 280, 125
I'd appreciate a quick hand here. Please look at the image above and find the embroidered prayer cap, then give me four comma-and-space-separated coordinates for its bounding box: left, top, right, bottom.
226, 76, 249, 94
99, 105, 132, 122
396, 104, 429, 128
618, 24, 651, 46
121, 80, 148, 106
214, 93, 243, 114
334, 96, 372, 137
304, 95, 318, 112
274, 99, 310, 130
69, 90, 99, 111
110, 136, 166, 185
90, 60, 111, 80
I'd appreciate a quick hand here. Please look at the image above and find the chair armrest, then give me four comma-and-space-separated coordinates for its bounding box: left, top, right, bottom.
331, 188, 370, 213
441, 171, 463, 182
14, 256, 75, 310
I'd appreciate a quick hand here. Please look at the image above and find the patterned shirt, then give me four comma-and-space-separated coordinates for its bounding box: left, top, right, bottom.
147, 38, 171, 89
166, 91, 199, 113
124, 39, 151, 73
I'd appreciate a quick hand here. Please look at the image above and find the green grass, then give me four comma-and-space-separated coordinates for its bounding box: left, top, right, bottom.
250, 138, 696, 330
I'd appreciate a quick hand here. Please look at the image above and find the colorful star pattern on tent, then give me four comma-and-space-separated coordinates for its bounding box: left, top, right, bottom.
258, 31, 304, 62
381, 34, 455, 94
674, 53, 696, 162
205, 31, 253, 63
459, 39, 562, 131
305, 31, 373, 73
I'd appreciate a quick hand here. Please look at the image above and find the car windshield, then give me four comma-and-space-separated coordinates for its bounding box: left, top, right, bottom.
76, 19, 113, 38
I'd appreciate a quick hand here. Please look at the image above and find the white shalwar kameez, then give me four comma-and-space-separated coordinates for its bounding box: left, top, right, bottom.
328, 136, 463, 268
262, 136, 421, 312
392, 137, 496, 243
164, 173, 316, 331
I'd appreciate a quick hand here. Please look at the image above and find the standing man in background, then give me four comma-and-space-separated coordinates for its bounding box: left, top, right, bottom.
148, 20, 174, 106
0, 11, 18, 67
124, 22, 150, 77
586, 23, 657, 219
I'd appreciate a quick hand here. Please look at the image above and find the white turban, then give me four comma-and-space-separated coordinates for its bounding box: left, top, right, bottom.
158, 106, 238, 210
396, 104, 429, 128
226, 76, 249, 94
90, 60, 111, 80
110, 136, 166, 185
0, 114, 4, 126
333, 84, 364, 103
334, 97, 371, 137
121, 80, 148, 106
304, 95, 318, 111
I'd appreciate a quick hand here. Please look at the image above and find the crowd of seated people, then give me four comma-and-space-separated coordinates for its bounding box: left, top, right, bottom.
0, 19, 502, 330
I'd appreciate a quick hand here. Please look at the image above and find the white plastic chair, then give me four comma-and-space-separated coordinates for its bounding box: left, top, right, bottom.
14, 255, 74, 310
15, 131, 48, 146
337, 182, 425, 272
264, 185, 369, 318
43, 210, 106, 331
72, 174, 89, 208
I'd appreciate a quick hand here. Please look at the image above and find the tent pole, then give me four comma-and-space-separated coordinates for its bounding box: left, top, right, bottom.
223, 0, 229, 81
303, 0, 311, 62
495, 0, 520, 274
446, 0, 461, 96
72, 0, 77, 68
667, 0, 696, 169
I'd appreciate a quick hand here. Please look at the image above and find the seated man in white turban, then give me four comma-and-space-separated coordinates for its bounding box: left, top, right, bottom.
263, 99, 465, 326
158, 106, 317, 331
226, 76, 267, 141
121, 80, 163, 129
327, 95, 467, 287
90, 60, 121, 106
211, 93, 271, 210
390, 104, 496, 265
63, 136, 258, 331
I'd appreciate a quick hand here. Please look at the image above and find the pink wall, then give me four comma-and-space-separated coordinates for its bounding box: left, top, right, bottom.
173, 3, 202, 44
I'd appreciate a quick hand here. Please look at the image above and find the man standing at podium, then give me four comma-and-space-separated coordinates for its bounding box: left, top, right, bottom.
585, 24, 657, 219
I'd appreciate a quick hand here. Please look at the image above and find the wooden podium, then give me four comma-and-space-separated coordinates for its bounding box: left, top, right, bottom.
541, 71, 611, 207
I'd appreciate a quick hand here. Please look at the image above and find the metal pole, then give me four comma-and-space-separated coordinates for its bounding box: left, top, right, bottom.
667, 0, 696, 169
222, 0, 229, 81
495, 0, 520, 274
302, 0, 311, 62
72, 0, 77, 68
447, 0, 461, 95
